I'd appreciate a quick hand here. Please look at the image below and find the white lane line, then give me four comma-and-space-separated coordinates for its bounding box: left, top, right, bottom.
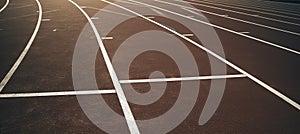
102, 0, 300, 110
69, 1, 140, 133
131, 0, 300, 55
0, 90, 116, 98
157, 0, 300, 36
0, 0, 9, 13
0, 0, 42, 92
185, 0, 300, 21
175, 0, 300, 27
120, 74, 247, 84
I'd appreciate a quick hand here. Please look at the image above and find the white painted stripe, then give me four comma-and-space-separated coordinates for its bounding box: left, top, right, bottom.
42, 18, 51, 21
175, 0, 300, 27
91, 17, 99, 20
69, 1, 140, 133
103, 0, 300, 110
147, 16, 155, 19
0, 0, 42, 92
0, 90, 116, 98
101, 36, 113, 40
239, 31, 250, 34
157, 0, 300, 36
185, 0, 300, 21
182, 33, 194, 37
119, 74, 247, 84
0, 0, 9, 13
131, 0, 300, 55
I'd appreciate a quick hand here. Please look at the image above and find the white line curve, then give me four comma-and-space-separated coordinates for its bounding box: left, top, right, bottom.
0, 0, 9, 13
0, 0, 42, 92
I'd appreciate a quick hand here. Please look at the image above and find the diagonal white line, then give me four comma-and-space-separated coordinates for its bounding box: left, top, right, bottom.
69, 0, 140, 133
119, 74, 247, 84
0, 90, 116, 98
0, 0, 42, 92
0, 0, 9, 13
102, 0, 300, 110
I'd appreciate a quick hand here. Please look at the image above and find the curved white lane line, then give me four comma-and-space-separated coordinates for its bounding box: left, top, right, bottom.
184, 0, 300, 21
131, 0, 300, 55
101, 0, 300, 110
157, 0, 300, 36
68, 0, 140, 133
0, 0, 42, 92
0, 90, 116, 98
0, 0, 9, 13
168, 0, 300, 27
